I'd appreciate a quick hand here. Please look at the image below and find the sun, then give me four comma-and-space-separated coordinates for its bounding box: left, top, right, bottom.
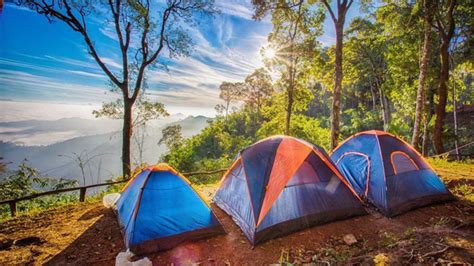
263, 47, 276, 59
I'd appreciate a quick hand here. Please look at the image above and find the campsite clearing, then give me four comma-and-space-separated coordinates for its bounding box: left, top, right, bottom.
0, 160, 473, 265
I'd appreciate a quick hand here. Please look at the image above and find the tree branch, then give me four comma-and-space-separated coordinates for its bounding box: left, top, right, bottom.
321, 0, 337, 23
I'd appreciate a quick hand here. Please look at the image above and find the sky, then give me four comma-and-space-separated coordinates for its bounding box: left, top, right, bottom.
0, 0, 362, 120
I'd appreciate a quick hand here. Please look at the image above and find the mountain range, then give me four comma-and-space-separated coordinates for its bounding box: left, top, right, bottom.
0, 115, 210, 184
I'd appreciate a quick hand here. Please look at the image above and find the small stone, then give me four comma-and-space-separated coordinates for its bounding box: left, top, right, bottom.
343, 234, 358, 245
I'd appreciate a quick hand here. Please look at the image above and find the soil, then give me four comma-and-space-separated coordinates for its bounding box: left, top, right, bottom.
0, 164, 473, 265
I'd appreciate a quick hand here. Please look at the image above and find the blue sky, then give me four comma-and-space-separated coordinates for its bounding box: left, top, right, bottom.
0, 1, 362, 118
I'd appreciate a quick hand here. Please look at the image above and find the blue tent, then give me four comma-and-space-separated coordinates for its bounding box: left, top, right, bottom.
331, 130, 453, 217
214, 136, 366, 245
115, 164, 224, 255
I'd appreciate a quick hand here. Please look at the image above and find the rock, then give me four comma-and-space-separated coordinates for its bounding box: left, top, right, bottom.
343, 234, 358, 245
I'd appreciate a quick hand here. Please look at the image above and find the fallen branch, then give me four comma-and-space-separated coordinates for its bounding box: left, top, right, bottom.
421, 245, 451, 258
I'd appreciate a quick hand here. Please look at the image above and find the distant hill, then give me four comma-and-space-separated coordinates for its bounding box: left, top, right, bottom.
0, 115, 210, 184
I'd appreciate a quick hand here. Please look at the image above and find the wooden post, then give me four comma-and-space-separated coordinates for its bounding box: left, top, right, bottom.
9, 202, 17, 217
79, 188, 87, 202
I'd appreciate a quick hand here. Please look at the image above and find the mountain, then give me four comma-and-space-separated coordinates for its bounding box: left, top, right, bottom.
0, 115, 210, 184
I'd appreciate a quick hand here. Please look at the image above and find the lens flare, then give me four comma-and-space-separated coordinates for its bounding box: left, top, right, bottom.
264, 47, 276, 59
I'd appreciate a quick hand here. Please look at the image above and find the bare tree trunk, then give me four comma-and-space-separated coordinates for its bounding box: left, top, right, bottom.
225, 100, 230, 120
433, 43, 450, 154
452, 75, 460, 160
368, 77, 377, 110
286, 84, 294, 135
331, 21, 344, 149
122, 98, 133, 178
422, 87, 435, 156
422, 116, 430, 156
412, 0, 433, 150
433, 0, 456, 155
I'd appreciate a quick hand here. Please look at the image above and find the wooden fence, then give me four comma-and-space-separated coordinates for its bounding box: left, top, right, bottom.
0, 168, 227, 217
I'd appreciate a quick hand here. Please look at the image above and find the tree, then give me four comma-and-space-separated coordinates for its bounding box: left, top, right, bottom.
433, 0, 457, 154
254, 0, 323, 135
411, 0, 434, 150
19, 0, 215, 178
217, 82, 245, 119
159, 124, 183, 151
59, 150, 107, 186
243, 68, 274, 121
345, 18, 389, 129
319, 0, 355, 149
93, 95, 169, 167
0, 157, 7, 174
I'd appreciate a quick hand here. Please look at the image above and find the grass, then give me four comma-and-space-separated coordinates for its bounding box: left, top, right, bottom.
428, 158, 474, 203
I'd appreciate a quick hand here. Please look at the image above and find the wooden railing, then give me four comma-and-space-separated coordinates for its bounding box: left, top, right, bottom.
0, 168, 227, 217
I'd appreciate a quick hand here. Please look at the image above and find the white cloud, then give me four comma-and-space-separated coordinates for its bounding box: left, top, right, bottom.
68, 70, 106, 79
101, 57, 122, 69
216, 0, 254, 20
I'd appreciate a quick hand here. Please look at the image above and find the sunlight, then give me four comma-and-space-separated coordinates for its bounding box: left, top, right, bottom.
263, 47, 276, 59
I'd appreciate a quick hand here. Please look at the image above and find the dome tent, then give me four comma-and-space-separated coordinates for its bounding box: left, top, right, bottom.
331, 130, 453, 217
115, 164, 224, 255
214, 136, 366, 245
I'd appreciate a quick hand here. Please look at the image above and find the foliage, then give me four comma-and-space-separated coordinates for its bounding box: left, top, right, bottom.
93, 95, 169, 127
159, 124, 184, 150
0, 163, 77, 201
0, 163, 79, 220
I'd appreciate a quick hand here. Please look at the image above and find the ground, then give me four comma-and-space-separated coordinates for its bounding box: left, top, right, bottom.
0, 160, 473, 265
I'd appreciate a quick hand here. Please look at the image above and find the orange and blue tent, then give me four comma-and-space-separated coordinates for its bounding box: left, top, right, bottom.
330, 130, 453, 217
214, 136, 366, 245
115, 163, 224, 255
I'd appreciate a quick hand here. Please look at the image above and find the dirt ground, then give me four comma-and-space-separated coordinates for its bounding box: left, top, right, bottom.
0, 163, 473, 265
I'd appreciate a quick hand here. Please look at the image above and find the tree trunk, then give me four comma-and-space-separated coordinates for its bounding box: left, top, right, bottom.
122, 98, 133, 178
225, 100, 230, 120
412, 0, 433, 150
433, 41, 451, 154
286, 84, 294, 136
422, 87, 435, 156
331, 21, 344, 149
433, 0, 456, 155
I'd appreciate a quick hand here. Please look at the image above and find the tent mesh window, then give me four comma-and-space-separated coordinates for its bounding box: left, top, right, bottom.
391, 151, 419, 175
286, 160, 320, 187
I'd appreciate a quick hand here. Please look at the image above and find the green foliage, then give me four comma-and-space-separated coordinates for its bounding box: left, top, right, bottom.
159, 124, 184, 150
0, 163, 80, 221
0, 163, 77, 201
93, 95, 169, 126
162, 111, 257, 181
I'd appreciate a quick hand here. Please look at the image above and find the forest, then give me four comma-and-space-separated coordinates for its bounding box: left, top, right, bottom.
160, 0, 473, 180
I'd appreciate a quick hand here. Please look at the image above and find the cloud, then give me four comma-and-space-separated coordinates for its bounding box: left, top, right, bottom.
216, 0, 254, 20
68, 70, 106, 79
43, 55, 97, 69
101, 57, 122, 69
0, 69, 113, 102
